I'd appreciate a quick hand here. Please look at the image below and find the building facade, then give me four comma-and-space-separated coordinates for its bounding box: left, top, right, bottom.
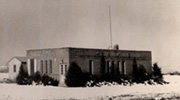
8, 57, 27, 81
26, 47, 152, 86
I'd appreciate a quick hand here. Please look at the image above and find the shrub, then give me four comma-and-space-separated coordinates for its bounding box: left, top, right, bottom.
101, 74, 111, 82
169, 71, 180, 75
153, 63, 163, 79
51, 78, 59, 86
32, 71, 42, 84
133, 65, 149, 83
65, 62, 85, 87
41, 74, 59, 86
82, 73, 96, 84
26, 76, 33, 85
132, 58, 138, 78
16, 68, 58, 86
114, 75, 132, 85
16, 65, 29, 85
152, 63, 164, 84
86, 81, 119, 87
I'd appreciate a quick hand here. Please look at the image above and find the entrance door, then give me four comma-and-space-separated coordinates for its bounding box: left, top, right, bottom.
59, 64, 67, 86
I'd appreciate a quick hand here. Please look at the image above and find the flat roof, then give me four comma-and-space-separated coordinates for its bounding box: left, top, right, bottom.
27, 47, 151, 53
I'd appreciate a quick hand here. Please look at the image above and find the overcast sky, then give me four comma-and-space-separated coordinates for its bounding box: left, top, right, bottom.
1, 0, 180, 72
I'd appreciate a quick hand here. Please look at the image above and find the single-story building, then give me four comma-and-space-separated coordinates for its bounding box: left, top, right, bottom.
8, 57, 27, 81
26, 47, 152, 86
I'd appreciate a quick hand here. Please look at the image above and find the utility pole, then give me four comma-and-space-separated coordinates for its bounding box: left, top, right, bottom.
109, 5, 113, 49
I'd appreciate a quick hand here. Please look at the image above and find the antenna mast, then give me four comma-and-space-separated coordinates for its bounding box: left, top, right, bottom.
109, 5, 113, 49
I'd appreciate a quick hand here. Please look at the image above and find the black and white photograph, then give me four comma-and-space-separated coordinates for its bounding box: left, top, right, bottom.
0, 0, 180, 99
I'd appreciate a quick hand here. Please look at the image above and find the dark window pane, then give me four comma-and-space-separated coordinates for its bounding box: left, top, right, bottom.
41, 60, 43, 73
61, 65, 63, 75
13, 65, 16, 72
49, 60, 52, 73
45, 60, 47, 73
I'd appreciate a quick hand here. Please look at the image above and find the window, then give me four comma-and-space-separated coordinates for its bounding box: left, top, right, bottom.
106, 61, 110, 74
89, 60, 94, 75
61, 65, 63, 75
41, 60, 43, 73
122, 61, 126, 75
65, 65, 67, 74
111, 61, 115, 75
30, 59, 34, 75
117, 61, 121, 75
13, 65, 16, 72
49, 60, 52, 73
45, 60, 48, 73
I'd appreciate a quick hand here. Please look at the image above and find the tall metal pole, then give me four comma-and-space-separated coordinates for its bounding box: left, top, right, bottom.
109, 5, 113, 49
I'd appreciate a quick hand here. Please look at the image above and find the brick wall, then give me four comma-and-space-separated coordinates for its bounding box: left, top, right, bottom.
69, 48, 152, 76
26, 48, 69, 81
26, 47, 152, 85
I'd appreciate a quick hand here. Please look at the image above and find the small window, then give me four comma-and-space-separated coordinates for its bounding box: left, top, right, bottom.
30, 59, 34, 75
89, 60, 94, 75
117, 61, 121, 74
49, 60, 52, 73
45, 60, 48, 73
106, 61, 110, 74
65, 65, 67, 74
122, 61, 126, 75
111, 61, 115, 75
41, 60, 43, 73
61, 65, 63, 75
13, 65, 16, 72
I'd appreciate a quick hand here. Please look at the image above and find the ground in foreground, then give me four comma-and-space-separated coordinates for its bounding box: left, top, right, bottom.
0, 74, 180, 100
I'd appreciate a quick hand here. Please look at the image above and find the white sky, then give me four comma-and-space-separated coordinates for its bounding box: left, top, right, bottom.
1, 0, 180, 72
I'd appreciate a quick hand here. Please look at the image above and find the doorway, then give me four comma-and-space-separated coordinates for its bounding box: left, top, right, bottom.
59, 64, 67, 86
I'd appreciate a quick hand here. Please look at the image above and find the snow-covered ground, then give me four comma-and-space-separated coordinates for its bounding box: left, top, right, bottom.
0, 74, 180, 100
0, 73, 9, 81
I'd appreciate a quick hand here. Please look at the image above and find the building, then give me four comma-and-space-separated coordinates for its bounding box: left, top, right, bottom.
8, 57, 27, 81
26, 47, 152, 86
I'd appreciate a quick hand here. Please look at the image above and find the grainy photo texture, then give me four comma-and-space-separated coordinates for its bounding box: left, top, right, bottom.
0, 0, 180, 100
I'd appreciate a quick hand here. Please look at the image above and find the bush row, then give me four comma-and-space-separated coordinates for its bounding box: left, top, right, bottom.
16, 66, 58, 86
16, 62, 165, 87
65, 62, 166, 87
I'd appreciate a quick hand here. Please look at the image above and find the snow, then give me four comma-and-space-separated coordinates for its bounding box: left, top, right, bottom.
0, 75, 180, 100
0, 73, 9, 81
